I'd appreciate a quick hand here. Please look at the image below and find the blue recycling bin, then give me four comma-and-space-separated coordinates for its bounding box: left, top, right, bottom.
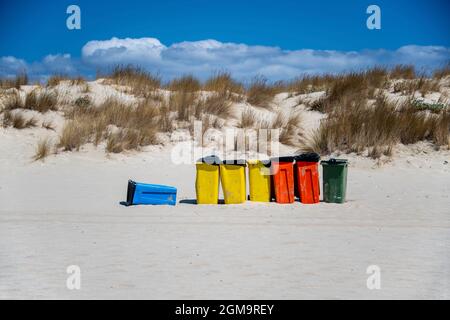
123, 180, 177, 206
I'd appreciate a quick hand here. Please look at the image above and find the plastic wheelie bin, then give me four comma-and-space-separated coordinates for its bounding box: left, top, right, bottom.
123, 180, 177, 206
247, 159, 271, 202
196, 156, 221, 204
220, 160, 247, 204
295, 153, 320, 204
321, 158, 348, 203
271, 156, 295, 204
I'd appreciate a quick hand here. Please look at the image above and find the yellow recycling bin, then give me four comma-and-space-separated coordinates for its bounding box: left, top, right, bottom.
195, 156, 220, 204
220, 160, 247, 204
247, 160, 271, 202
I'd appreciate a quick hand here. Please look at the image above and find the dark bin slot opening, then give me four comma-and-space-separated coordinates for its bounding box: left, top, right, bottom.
295, 152, 320, 163
271, 156, 295, 163
125, 180, 137, 206
222, 159, 247, 166
321, 158, 348, 165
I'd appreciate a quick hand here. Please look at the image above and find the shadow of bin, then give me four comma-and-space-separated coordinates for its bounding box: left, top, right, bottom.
295, 153, 320, 204
271, 156, 295, 204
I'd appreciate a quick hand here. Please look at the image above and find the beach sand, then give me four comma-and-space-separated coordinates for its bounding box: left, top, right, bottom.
1, 135, 449, 299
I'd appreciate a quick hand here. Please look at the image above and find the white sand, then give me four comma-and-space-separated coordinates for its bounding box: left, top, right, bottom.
0, 139, 449, 299
0, 83, 449, 299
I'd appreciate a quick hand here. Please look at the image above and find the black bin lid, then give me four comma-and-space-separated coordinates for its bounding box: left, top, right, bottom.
197, 155, 222, 165
295, 152, 320, 162
271, 156, 295, 163
221, 159, 247, 166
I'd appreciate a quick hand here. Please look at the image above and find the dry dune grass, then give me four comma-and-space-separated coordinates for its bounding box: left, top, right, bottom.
24, 90, 58, 112
0, 72, 28, 89
305, 73, 368, 113
188, 114, 223, 146
158, 102, 173, 133
304, 95, 450, 157
167, 75, 206, 122
41, 120, 55, 131
2, 110, 37, 129
203, 72, 244, 95
2, 90, 58, 113
60, 97, 162, 152
255, 110, 303, 146
433, 111, 450, 146
287, 74, 336, 94
47, 75, 86, 87
103, 65, 161, 97
2, 91, 23, 110
169, 90, 198, 122
393, 77, 441, 97
433, 64, 450, 79
200, 92, 234, 119
238, 109, 258, 128
168, 75, 201, 93
106, 127, 159, 153
279, 112, 303, 146
33, 138, 52, 161
173, 90, 235, 122
287, 67, 387, 96
1, 65, 448, 156
58, 119, 91, 151
246, 77, 279, 109
390, 65, 416, 79
305, 69, 390, 113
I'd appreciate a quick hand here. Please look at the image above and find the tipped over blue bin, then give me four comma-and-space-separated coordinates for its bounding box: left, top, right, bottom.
122, 180, 177, 206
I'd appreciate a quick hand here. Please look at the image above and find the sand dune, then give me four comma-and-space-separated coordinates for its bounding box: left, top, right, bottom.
1, 77, 449, 299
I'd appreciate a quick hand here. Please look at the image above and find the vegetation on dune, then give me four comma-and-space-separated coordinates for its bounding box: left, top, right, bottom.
303, 95, 450, 158
0, 72, 28, 89
246, 77, 280, 109
203, 72, 244, 96
33, 138, 52, 161
100, 65, 161, 98
1, 64, 449, 158
47, 75, 86, 87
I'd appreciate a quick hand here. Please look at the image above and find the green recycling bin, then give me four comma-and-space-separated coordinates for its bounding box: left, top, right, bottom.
321, 159, 348, 203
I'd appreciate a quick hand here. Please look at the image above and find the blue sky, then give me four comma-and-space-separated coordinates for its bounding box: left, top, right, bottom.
1, 0, 449, 80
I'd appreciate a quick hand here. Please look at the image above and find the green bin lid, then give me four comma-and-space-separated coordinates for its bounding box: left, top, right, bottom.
321, 158, 348, 165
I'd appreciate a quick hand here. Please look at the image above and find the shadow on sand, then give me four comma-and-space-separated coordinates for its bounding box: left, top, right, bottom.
179, 199, 226, 205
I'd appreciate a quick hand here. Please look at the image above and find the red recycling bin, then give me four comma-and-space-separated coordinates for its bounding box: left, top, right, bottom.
271, 156, 295, 204
295, 153, 320, 204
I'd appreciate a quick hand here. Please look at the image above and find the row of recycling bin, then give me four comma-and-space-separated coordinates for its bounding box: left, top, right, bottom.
195, 154, 348, 204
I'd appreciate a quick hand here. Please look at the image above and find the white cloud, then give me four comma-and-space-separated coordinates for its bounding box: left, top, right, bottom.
1, 37, 449, 81
0, 56, 27, 78
82, 37, 165, 66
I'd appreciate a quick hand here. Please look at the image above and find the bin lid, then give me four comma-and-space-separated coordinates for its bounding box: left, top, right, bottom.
321, 158, 348, 165
197, 155, 222, 165
271, 156, 295, 163
295, 152, 320, 162
247, 159, 271, 167
221, 159, 247, 166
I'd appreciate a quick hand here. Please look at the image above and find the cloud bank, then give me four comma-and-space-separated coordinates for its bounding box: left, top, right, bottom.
1, 37, 449, 81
